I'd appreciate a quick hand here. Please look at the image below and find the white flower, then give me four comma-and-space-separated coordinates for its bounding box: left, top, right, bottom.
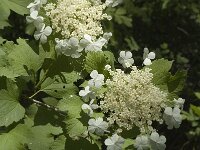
105, 64, 112, 71
149, 132, 166, 150
64, 37, 84, 58
105, 134, 125, 150
88, 70, 105, 88
79, 86, 95, 100
105, 0, 123, 7
82, 99, 99, 116
55, 38, 68, 55
143, 48, 156, 66
82, 33, 112, 52
163, 107, 182, 130
27, 0, 47, 12
34, 24, 52, 44
55, 37, 84, 58
118, 51, 134, 68
135, 135, 150, 150
173, 98, 185, 109
88, 117, 109, 136
26, 10, 44, 27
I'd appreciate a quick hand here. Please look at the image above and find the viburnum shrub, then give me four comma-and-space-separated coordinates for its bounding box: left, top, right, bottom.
0, 0, 187, 149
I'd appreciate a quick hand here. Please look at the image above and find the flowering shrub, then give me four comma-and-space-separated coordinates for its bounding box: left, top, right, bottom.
0, 0, 187, 149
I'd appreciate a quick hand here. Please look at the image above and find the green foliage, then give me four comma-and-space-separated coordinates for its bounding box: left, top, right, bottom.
0, 0, 31, 29
149, 59, 187, 100
0, 124, 31, 150
0, 83, 25, 127
85, 51, 115, 74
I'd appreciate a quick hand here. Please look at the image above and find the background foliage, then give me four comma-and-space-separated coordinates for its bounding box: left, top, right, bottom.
0, 0, 200, 149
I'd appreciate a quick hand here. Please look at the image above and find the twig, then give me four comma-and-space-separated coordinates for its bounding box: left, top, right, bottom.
27, 97, 67, 116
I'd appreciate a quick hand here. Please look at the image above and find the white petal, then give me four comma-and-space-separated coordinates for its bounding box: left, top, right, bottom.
125, 51, 132, 59
143, 58, 152, 66
119, 51, 126, 58
148, 52, 156, 59
90, 70, 98, 79
84, 34, 92, 43
44, 26, 52, 36
82, 104, 91, 110
34, 31, 41, 40
40, 34, 47, 43
30, 10, 38, 19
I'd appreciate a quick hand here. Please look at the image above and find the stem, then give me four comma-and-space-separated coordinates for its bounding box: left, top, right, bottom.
29, 90, 41, 99
27, 97, 67, 116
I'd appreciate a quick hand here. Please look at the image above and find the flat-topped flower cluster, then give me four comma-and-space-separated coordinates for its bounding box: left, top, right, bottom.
100, 67, 168, 132
44, 0, 110, 39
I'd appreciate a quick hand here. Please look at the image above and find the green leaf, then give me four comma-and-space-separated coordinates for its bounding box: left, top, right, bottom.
0, 39, 42, 79
65, 118, 87, 138
0, 89, 25, 127
8, 39, 42, 73
122, 138, 134, 149
50, 135, 66, 150
0, 124, 32, 150
57, 95, 83, 118
0, 37, 6, 44
149, 59, 173, 91
1, 0, 31, 16
191, 105, 200, 117
28, 124, 63, 150
167, 70, 187, 94
195, 92, 200, 99
40, 77, 78, 98
85, 51, 115, 74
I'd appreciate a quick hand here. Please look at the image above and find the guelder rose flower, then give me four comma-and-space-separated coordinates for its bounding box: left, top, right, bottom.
163, 107, 182, 129
149, 132, 166, 150
34, 24, 52, 44
63, 37, 84, 58
105, 134, 125, 150
26, 10, 44, 27
118, 51, 134, 68
79, 86, 95, 100
135, 135, 150, 150
88, 70, 105, 88
81, 33, 112, 52
27, 0, 47, 12
88, 117, 108, 136
173, 98, 185, 109
105, 0, 123, 7
82, 99, 99, 116
143, 48, 155, 66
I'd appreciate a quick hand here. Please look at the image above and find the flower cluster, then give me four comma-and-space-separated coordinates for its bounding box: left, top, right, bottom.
44, 0, 110, 39
26, 0, 52, 43
55, 32, 112, 58
100, 67, 168, 132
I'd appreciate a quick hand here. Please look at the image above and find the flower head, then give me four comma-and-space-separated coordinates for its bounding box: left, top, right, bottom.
88, 117, 109, 136
105, 134, 125, 150
105, 0, 123, 7
101, 67, 167, 131
79, 86, 95, 100
118, 51, 134, 68
34, 24, 52, 43
135, 135, 150, 150
173, 98, 185, 109
44, 0, 110, 39
149, 132, 166, 150
81, 32, 112, 52
143, 48, 155, 66
88, 70, 105, 88
26, 10, 44, 27
163, 107, 182, 129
